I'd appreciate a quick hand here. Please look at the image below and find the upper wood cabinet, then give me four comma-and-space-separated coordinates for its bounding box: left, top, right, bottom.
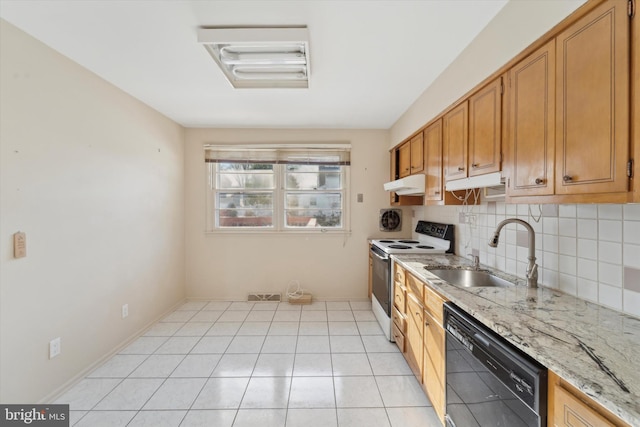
506, 40, 556, 197
398, 141, 411, 178
424, 119, 444, 201
397, 132, 424, 179
443, 101, 469, 182
392, 0, 635, 204
443, 77, 503, 183
633, 0, 639, 202
469, 77, 502, 177
410, 132, 425, 174
555, 0, 630, 195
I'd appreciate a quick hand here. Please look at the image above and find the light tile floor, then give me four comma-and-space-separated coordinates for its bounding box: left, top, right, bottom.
56, 300, 441, 427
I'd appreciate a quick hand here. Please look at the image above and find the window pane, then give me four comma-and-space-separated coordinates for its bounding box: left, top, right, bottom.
285, 165, 342, 190
286, 210, 342, 228
218, 173, 274, 189
286, 193, 341, 210
219, 163, 273, 171
217, 192, 273, 227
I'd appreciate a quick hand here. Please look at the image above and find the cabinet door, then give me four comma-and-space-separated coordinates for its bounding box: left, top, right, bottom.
410, 132, 424, 174
553, 385, 615, 427
424, 119, 444, 201
405, 293, 424, 381
469, 77, 502, 176
634, 0, 640, 202
443, 101, 469, 181
398, 142, 411, 178
555, 0, 629, 195
507, 40, 556, 197
423, 310, 445, 424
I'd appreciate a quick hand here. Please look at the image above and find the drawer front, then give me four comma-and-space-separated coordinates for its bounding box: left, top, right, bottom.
424, 285, 446, 325
406, 272, 424, 300
394, 284, 406, 314
392, 322, 405, 352
394, 263, 406, 284
392, 306, 406, 333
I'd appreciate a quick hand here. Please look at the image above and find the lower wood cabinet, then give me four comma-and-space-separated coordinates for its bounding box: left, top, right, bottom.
423, 309, 445, 424
548, 370, 630, 427
405, 293, 424, 380
423, 285, 446, 425
393, 263, 447, 426
392, 322, 405, 353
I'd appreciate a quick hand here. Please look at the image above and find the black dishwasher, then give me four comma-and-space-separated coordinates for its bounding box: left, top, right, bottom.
444, 302, 547, 427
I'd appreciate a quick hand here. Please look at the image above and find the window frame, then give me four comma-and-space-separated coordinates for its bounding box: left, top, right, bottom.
205, 145, 351, 234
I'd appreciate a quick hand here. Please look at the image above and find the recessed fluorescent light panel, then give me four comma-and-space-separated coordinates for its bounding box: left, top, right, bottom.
198, 26, 310, 89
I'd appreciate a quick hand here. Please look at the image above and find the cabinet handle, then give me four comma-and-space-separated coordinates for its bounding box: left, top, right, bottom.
457, 167, 465, 172
472, 163, 479, 168
434, 191, 440, 195
535, 178, 545, 185
563, 175, 573, 182
425, 320, 430, 327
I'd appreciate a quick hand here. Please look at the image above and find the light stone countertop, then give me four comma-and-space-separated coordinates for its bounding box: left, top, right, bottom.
392, 253, 640, 427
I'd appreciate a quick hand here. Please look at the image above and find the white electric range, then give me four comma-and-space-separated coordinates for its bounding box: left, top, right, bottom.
370, 221, 455, 341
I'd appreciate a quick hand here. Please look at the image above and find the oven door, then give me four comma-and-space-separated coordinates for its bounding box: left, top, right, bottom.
370, 245, 390, 316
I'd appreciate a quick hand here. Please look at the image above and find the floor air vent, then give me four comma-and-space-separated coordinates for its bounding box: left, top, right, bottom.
247, 293, 282, 302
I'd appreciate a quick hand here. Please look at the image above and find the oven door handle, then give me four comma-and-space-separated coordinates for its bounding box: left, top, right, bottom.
370, 249, 389, 262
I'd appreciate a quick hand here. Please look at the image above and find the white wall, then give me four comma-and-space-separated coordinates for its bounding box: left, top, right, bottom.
184, 128, 402, 301
390, 0, 587, 147
0, 20, 186, 403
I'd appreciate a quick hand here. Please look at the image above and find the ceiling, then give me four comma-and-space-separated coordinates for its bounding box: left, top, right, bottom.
0, 0, 508, 129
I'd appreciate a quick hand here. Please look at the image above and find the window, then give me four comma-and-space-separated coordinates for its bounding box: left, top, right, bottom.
206, 145, 350, 232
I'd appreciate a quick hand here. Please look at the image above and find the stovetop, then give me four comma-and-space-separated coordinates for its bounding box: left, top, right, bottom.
371, 221, 455, 255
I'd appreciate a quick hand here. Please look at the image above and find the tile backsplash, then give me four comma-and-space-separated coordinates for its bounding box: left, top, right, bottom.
412, 203, 640, 318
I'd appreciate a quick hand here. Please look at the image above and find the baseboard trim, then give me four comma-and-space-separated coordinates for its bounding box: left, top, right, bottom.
38, 298, 186, 404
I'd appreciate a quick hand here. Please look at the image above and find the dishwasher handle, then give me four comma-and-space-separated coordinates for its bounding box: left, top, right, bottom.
473, 332, 491, 348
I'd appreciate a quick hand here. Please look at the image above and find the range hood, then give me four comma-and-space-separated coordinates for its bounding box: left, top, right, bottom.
445, 172, 504, 191
383, 174, 425, 195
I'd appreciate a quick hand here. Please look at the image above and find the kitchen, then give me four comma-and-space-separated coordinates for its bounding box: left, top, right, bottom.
1, 0, 639, 426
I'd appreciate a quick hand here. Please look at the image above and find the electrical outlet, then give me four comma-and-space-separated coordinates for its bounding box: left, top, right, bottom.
357, 193, 364, 203
458, 212, 467, 224
122, 304, 129, 319
49, 337, 61, 359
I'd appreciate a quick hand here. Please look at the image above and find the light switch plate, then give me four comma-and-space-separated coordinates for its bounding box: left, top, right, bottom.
13, 232, 26, 258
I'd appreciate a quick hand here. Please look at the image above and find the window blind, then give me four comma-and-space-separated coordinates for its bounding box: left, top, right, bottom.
204, 144, 351, 165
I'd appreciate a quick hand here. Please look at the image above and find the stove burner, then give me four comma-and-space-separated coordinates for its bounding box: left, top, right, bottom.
379, 240, 395, 243
398, 240, 420, 244
388, 244, 411, 249
417, 245, 435, 249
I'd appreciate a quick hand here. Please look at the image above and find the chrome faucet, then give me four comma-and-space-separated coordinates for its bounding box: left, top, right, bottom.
489, 218, 538, 288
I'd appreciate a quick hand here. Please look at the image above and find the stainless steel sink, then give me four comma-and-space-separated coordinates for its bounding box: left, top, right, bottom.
425, 268, 514, 288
